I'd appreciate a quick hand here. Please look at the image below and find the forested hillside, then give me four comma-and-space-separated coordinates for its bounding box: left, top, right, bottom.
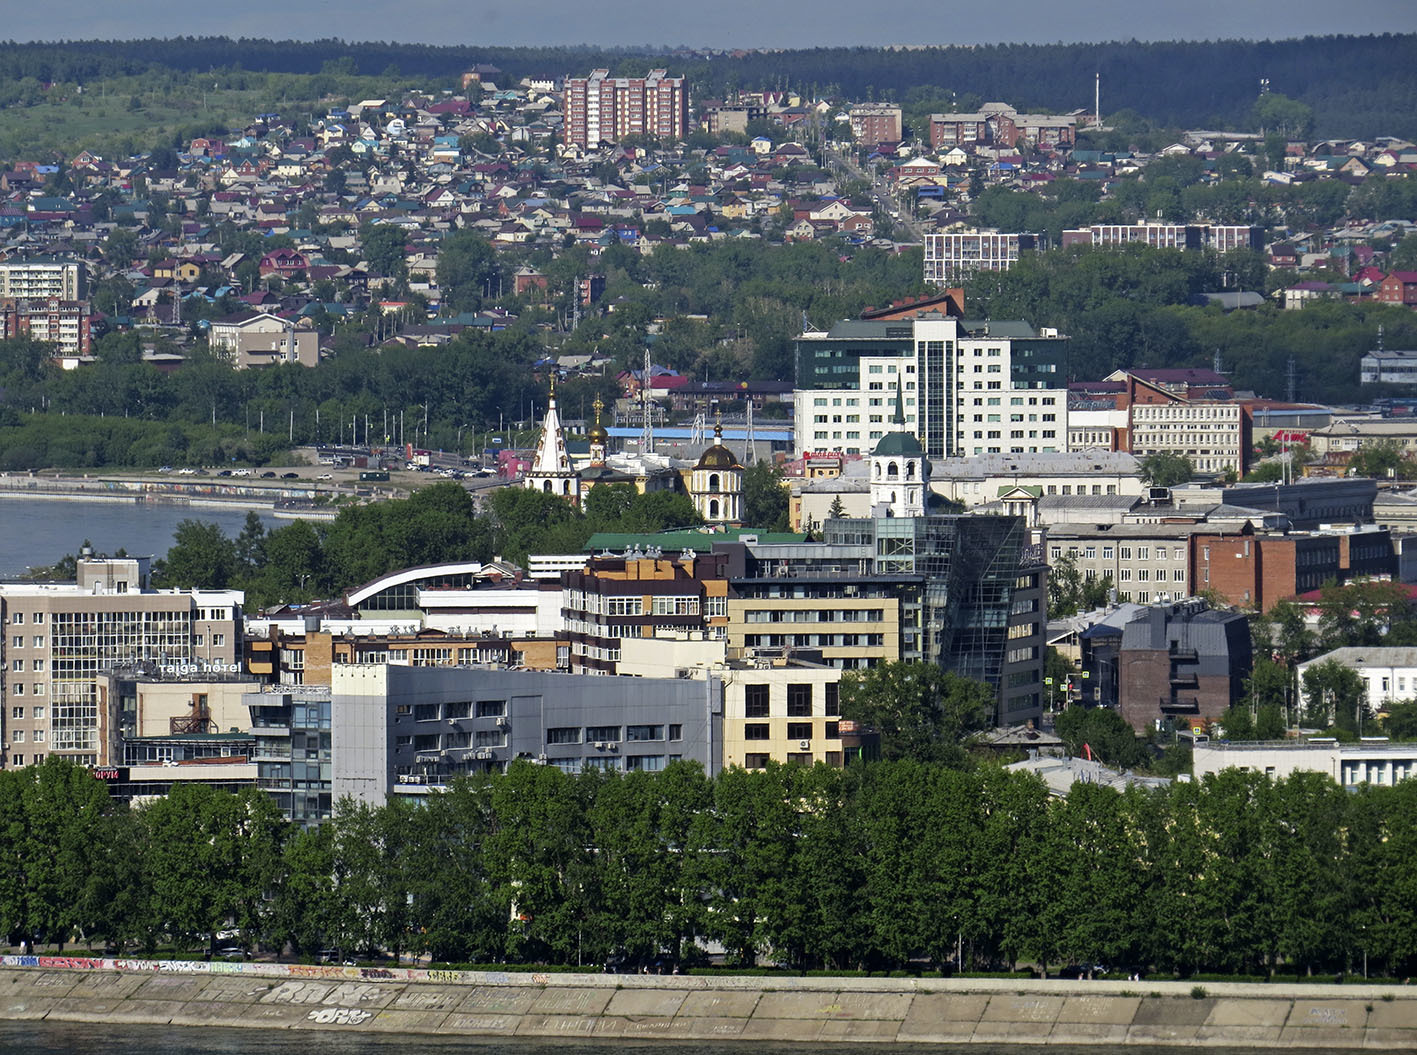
0, 35, 1412, 138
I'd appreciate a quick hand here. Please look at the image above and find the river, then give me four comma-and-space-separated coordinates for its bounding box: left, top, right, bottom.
0, 1025, 1372, 1055
0, 499, 283, 578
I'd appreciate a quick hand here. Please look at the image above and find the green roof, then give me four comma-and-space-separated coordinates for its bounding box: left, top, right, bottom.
585, 528, 808, 554
872, 430, 923, 456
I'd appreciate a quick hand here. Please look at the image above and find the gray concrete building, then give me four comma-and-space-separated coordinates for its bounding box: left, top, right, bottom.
332, 664, 722, 805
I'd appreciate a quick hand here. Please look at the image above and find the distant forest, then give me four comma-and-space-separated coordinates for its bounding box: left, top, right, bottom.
0, 34, 1414, 139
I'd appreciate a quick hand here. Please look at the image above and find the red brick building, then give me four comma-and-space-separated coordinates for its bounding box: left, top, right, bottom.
563, 69, 688, 148
1378, 271, 1417, 308
1191, 525, 1396, 613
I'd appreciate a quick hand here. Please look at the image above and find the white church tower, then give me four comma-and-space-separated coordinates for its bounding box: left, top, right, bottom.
690, 419, 744, 525
870, 378, 927, 518
523, 378, 580, 502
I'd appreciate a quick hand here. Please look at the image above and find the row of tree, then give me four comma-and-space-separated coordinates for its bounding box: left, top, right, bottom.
5, 756, 1416, 978
48, 478, 789, 607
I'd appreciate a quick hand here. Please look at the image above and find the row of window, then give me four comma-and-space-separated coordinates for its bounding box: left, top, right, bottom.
10, 730, 45, 743
546, 725, 684, 745
1052, 544, 1186, 561
743, 682, 840, 718
8, 636, 45, 649
395, 700, 507, 721
743, 721, 841, 741
7, 613, 44, 624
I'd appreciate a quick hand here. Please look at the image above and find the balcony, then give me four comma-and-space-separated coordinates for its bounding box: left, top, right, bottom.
1160, 696, 1200, 714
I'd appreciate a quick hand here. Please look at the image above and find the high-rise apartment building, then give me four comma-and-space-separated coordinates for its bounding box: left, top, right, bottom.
1060, 224, 1263, 252
794, 313, 1068, 459
1, 558, 242, 769
924, 230, 1041, 285
0, 257, 87, 301
562, 69, 689, 148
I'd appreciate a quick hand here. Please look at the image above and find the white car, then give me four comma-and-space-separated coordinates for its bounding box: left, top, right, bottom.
318, 473, 333, 481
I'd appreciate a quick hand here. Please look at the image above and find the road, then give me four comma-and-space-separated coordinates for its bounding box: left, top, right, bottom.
828, 144, 926, 243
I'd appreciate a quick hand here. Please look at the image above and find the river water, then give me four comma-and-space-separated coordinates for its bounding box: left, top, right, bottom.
0, 1026, 1372, 1055
0, 499, 284, 579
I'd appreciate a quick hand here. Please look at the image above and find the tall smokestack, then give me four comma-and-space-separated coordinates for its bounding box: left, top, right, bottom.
1095, 72, 1100, 127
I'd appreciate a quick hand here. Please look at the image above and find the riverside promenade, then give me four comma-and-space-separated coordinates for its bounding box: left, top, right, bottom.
2, 956, 1416, 1047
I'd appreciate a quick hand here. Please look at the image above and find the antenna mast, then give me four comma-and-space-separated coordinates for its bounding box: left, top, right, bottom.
639, 345, 654, 454
746, 399, 757, 465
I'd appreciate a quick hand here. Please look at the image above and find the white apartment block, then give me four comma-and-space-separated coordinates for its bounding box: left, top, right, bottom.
1129, 402, 1244, 475
0, 257, 86, 300
2, 558, 242, 769
923, 230, 1040, 285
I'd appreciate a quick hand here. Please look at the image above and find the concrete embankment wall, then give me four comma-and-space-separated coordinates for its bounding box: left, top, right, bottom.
2, 957, 1416, 1047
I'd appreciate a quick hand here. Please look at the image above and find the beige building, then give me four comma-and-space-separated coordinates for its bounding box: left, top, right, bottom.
619, 635, 848, 769
1, 558, 242, 768
720, 658, 846, 769
726, 585, 900, 671
207, 311, 320, 368
1129, 402, 1244, 475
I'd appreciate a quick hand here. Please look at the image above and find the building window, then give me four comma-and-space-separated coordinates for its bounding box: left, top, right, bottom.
414, 704, 439, 722
824, 682, 840, 716
668, 724, 683, 741
476, 700, 506, 718
825, 721, 841, 740
786, 683, 813, 717
787, 722, 813, 741
744, 724, 770, 741
626, 724, 663, 742
546, 727, 581, 745
444, 702, 470, 720
744, 753, 770, 769
586, 725, 620, 743
744, 684, 770, 718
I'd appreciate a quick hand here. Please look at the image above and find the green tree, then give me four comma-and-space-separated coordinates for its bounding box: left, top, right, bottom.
1348, 440, 1417, 481
437, 230, 501, 314
1047, 553, 1114, 617
1138, 451, 1194, 487
154, 519, 238, 589
1381, 701, 1417, 740
840, 661, 995, 765
742, 461, 790, 532
1301, 659, 1369, 733
360, 224, 409, 280
1054, 706, 1147, 767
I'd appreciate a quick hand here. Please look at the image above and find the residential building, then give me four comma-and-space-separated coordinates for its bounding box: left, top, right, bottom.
1100, 600, 1252, 733
0, 297, 92, 357
246, 684, 336, 824
561, 550, 731, 674
562, 69, 689, 148
848, 104, 902, 148
1295, 647, 1417, 714
206, 311, 319, 368
1060, 223, 1263, 251
1, 557, 243, 769
1192, 738, 1417, 787
927, 104, 1077, 151
0, 256, 86, 300
1377, 271, 1417, 309
331, 663, 719, 804
923, 230, 1041, 285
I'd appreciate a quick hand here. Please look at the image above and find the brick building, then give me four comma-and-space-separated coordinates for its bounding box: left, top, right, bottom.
563, 69, 689, 148
1110, 601, 1252, 733
848, 104, 903, 149
1192, 525, 1396, 613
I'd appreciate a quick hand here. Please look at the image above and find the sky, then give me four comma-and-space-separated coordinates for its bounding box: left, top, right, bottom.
6, 0, 1416, 50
